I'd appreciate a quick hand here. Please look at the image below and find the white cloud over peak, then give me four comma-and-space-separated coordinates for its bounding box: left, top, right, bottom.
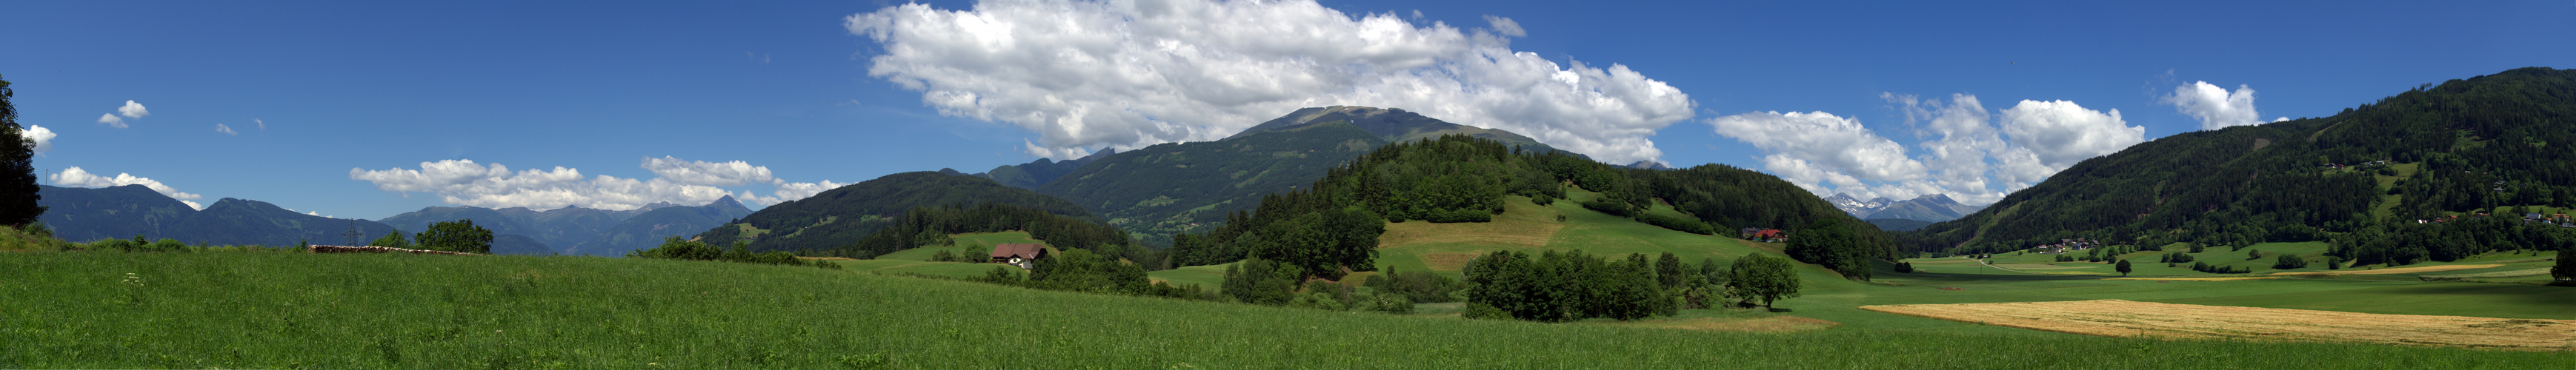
50, 166, 204, 209
351, 158, 845, 210
642, 156, 777, 186
846, 0, 1693, 164
2163, 81, 2265, 130
1998, 100, 2144, 169
1707, 111, 1926, 184
1707, 94, 2148, 205
24, 125, 53, 154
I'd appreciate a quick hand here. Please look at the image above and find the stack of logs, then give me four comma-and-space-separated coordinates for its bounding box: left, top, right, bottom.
306, 245, 482, 255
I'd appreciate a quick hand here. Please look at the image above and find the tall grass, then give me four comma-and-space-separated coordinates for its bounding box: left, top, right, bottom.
4, 252, 2564, 369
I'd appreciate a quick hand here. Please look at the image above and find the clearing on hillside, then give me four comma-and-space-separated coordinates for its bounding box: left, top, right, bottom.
2272, 264, 2503, 276
1860, 300, 2575, 350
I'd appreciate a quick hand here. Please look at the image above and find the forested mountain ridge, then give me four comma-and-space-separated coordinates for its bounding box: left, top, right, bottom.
692, 172, 1100, 254
1036, 121, 1388, 243
1903, 67, 2576, 264
36, 185, 405, 247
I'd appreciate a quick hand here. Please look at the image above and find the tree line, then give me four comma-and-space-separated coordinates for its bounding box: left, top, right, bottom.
821, 202, 1140, 261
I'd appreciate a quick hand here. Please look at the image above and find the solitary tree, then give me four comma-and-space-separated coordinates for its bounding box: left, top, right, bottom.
416, 219, 493, 254
2114, 259, 2133, 277
1726, 253, 1801, 309
2555, 246, 2574, 282
0, 74, 43, 227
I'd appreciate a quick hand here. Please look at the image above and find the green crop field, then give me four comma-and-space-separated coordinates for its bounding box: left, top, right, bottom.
7, 250, 2567, 369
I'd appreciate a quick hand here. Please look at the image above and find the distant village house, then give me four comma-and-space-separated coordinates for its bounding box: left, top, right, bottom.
991, 243, 1048, 269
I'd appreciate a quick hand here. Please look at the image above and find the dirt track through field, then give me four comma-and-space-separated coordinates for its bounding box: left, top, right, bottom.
1860, 300, 2575, 350
2272, 264, 2503, 276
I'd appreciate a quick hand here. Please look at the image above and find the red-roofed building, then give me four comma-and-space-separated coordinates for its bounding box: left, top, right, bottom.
991, 243, 1048, 269
1749, 229, 1786, 243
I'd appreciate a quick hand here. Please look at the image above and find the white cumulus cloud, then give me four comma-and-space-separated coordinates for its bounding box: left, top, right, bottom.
642, 156, 779, 186
50, 166, 204, 209
24, 125, 53, 154
1998, 100, 2145, 169
215, 124, 236, 135
351, 158, 845, 210
2164, 81, 2265, 130
1708, 111, 1927, 184
96, 114, 126, 129
847, 0, 1694, 164
117, 101, 149, 118
1707, 94, 2149, 205
1482, 15, 1525, 37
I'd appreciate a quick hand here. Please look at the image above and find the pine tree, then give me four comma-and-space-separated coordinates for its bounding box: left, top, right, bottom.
0, 74, 43, 227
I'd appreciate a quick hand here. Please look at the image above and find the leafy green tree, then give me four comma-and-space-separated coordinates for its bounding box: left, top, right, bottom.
1726, 253, 1800, 309
0, 74, 41, 227
2114, 259, 2132, 277
415, 219, 494, 254
1785, 218, 1871, 280
1654, 252, 1685, 289
368, 231, 410, 249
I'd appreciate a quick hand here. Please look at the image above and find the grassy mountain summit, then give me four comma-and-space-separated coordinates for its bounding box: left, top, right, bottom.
1902, 67, 2576, 258
1225, 106, 1572, 155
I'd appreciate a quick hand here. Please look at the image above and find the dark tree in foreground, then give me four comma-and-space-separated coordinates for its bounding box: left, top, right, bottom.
0, 74, 42, 227
2555, 245, 2574, 281
415, 220, 493, 254
2114, 259, 2132, 277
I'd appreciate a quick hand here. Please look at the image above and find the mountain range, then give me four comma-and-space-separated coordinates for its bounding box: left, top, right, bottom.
376, 197, 752, 256
1826, 193, 1987, 222
39, 185, 402, 248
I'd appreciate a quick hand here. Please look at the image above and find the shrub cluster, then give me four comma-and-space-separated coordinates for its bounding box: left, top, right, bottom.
1458, 250, 1746, 322
630, 237, 841, 269
2159, 252, 2197, 263
2189, 261, 2251, 274
2272, 254, 2310, 269
1634, 212, 1716, 235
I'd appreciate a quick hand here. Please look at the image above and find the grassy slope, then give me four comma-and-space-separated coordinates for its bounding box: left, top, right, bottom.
8, 252, 2563, 369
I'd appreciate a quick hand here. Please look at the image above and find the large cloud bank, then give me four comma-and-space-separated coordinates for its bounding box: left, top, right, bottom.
1708, 94, 2146, 204
51, 166, 204, 209
350, 157, 846, 211
847, 0, 1694, 164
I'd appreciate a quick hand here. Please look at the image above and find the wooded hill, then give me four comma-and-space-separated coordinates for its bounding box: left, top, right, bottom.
692, 171, 1101, 254
983, 106, 1587, 244
1163, 134, 1891, 279
1903, 67, 2576, 263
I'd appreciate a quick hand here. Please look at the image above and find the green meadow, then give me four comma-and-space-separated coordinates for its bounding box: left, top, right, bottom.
5, 190, 2569, 368
7, 250, 2569, 369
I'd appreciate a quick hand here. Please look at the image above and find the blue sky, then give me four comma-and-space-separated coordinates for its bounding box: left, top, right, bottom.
3, 0, 2569, 219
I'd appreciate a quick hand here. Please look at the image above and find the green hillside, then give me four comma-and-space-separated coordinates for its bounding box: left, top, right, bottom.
693, 172, 1098, 254
1903, 67, 2576, 262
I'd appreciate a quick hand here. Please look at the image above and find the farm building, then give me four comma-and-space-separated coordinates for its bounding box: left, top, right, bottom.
991, 243, 1048, 269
